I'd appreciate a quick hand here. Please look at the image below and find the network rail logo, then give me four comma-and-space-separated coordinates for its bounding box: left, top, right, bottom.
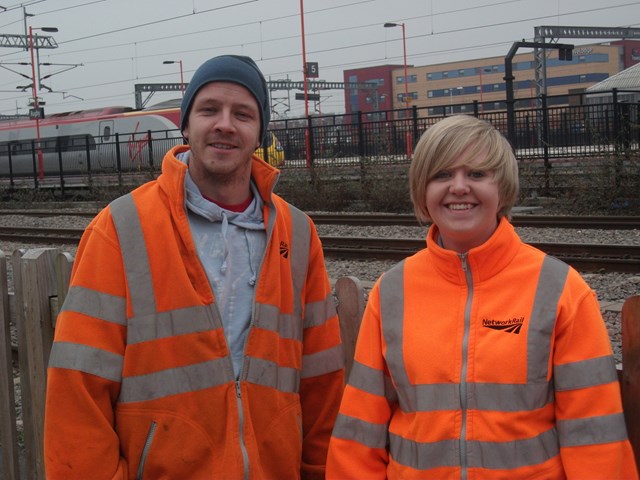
280, 241, 289, 259
482, 317, 525, 334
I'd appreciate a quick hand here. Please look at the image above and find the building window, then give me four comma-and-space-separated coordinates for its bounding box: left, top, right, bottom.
397, 74, 417, 84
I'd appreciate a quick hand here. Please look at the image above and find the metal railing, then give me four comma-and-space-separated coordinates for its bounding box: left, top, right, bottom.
0, 88, 638, 190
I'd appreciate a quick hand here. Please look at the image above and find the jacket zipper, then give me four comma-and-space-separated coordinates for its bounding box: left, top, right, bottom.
459, 253, 473, 480
136, 420, 157, 480
235, 380, 250, 480
234, 202, 274, 480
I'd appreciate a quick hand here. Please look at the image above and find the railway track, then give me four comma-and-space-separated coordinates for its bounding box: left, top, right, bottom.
0, 226, 638, 273
1, 209, 640, 229
310, 213, 640, 229
320, 236, 640, 273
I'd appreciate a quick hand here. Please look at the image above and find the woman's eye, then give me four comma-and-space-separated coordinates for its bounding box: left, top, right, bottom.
433, 171, 450, 179
469, 170, 486, 178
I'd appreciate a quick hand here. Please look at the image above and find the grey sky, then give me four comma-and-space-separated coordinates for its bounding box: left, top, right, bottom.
0, 0, 638, 117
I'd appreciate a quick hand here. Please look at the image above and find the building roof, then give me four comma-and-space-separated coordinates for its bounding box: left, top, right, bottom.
586, 62, 640, 92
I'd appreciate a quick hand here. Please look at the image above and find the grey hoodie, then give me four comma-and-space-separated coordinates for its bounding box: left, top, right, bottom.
179, 151, 267, 378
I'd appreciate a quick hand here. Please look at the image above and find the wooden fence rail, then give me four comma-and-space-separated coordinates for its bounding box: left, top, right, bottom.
0, 249, 638, 478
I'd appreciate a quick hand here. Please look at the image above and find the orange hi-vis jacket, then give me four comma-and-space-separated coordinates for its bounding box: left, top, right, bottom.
45, 145, 345, 479
328, 218, 638, 479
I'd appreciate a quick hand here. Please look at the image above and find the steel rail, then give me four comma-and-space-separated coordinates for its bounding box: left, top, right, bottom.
1, 227, 638, 272
321, 236, 640, 273
1, 210, 640, 229
309, 213, 640, 229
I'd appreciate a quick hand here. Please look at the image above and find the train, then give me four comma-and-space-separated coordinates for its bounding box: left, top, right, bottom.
0, 103, 284, 179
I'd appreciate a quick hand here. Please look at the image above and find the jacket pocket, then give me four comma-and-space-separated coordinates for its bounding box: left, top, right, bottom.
258, 399, 303, 478
136, 421, 157, 480
116, 408, 218, 479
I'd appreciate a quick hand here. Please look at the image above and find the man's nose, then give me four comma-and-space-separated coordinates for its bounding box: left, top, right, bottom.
214, 109, 235, 132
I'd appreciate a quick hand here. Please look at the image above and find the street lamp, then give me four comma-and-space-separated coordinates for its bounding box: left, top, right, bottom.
29, 25, 58, 181
449, 86, 463, 115
163, 60, 184, 97
384, 21, 412, 158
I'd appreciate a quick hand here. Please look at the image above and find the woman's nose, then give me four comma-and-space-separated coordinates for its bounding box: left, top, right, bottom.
449, 173, 470, 194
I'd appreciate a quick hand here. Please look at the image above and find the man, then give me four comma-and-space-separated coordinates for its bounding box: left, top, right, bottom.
44, 55, 345, 479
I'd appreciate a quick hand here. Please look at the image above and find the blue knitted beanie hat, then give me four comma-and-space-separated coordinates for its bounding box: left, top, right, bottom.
180, 55, 270, 143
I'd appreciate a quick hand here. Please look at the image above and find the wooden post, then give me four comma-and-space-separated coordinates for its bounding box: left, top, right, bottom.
622, 295, 640, 470
20, 248, 60, 480
11, 249, 36, 480
334, 276, 366, 381
0, 251, 20, 480
53, 252, 74, 325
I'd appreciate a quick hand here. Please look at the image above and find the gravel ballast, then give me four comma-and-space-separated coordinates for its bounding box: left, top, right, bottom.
1, 212, 639, 365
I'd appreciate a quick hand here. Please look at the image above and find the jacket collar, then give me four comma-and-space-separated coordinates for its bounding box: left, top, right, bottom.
425, 217, 522, 283
158, 144, 280, 206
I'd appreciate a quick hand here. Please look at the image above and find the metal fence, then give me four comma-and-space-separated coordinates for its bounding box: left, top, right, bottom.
0, 88, 638, 191
270, 88, 640, 168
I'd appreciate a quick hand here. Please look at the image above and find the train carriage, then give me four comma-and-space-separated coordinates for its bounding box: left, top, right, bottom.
0, 104, 284, 179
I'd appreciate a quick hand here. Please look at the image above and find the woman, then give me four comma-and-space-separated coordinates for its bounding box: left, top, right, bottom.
327, 115, 638, 479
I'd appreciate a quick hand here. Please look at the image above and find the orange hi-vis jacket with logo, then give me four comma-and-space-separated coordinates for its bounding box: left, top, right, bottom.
45, 145, 345, 479
328, 218, 638, 479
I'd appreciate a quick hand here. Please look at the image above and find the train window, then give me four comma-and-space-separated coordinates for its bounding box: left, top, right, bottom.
57, 136, 70, 152
68, 135, 96, 151
43, 138, 57, 152
102, 125, 111, 142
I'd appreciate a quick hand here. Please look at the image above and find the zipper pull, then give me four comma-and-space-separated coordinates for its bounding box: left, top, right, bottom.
235, 380, 242, 398
460, 253, 468, 272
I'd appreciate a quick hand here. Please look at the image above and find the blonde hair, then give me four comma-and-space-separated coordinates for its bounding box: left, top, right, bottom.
409, 115, 519, 224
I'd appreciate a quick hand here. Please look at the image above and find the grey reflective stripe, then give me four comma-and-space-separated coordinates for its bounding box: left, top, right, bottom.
470, 382, 553, 411
110, 194, 156, 317
348, 360, 398, 404
302, 343, 344, 378
558, 412, 629, 447
288, 205, 310, 326
467, 428, 559, 469
127, 304, 219, 344
332, 413, 388, 449
304, 294, 336, 329
554, 355, 618, 391
379, 261, 414, 411
527, 256, 568, 382
61, 285, 126, 326
245, 356, 300, 393
119, 358, 230, 403
412, 384, 459, 411
49, 341, 123, 382
254, 303, 302, 341
390, 433, 459, 469
389, 428, 559, 470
